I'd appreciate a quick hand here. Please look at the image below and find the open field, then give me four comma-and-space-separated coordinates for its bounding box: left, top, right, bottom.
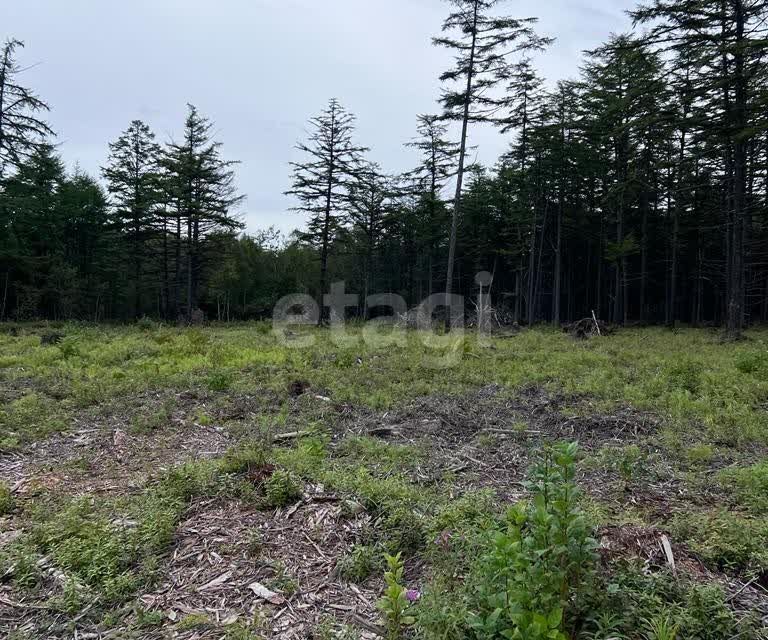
1, 323, 768, 639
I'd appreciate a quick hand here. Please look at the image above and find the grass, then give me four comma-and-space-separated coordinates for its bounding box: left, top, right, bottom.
2, 323, 768, 638
3, 324, 768, 448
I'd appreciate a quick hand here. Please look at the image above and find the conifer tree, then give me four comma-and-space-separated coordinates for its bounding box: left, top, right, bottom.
433, 0, 551, 321
162, 105, 243, 319
0, 39, 54, 180
103, 120, 162, 318
285, 99, 367, 322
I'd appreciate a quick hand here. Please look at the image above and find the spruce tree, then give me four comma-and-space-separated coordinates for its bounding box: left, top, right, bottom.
433, 0, 551, 321
0, 39, 54, 180
103, 120, 162, 318
285, 99, 367, 323
162, 105, 244, 319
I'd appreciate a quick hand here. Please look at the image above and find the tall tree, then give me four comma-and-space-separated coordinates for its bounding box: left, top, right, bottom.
162, 105, 244, 319
0, 39, 54, 180
346, 163, 391, 316
405, 115, 459, 296
286, 99, 367, 323
102, 120, 161, 318
433, 0, 551, 323
633, 0, 768, 337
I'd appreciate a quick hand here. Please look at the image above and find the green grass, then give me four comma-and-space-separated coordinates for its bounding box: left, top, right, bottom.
2, 324, 768, 450
3, 323, 768, 638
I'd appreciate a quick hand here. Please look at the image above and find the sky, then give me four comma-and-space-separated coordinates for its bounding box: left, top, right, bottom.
2, 0, 638, 236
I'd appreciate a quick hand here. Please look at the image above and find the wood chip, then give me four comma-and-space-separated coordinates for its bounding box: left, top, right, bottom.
197, 570, 232, 592
248, 580, 286, 605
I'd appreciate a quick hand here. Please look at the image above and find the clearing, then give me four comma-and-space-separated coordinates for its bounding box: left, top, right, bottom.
1, 323, 768, 639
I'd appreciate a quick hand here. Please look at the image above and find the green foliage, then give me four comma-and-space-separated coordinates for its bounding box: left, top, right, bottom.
337, 544, 381, 583
642, 612, 679, 640
207, 368, 236, 391
579, 564, 754, 640
0, 481, 14, 515
263, 469, 302, 508
719, 462, 768, 513
664, 359, 701, 394
469, 442, 596, 640
669, 511, 768, 577
377, 553, 416, 640
0, 392, 68, 450
219, 441, 269, 475
685, 444, 715, 467
130, 398, 175, 433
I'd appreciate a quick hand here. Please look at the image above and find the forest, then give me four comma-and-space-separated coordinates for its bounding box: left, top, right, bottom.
2, 1, 768, 336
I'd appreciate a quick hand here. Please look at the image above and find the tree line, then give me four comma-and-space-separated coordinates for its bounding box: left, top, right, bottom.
1, 0, 767, 337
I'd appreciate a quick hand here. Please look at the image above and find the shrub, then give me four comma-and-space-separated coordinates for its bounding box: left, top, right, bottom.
0, 481, 14, 515
337, 544, 381, 583
378, 553, 417, 640
719, 462, 768, 514
669, 510, 768, 577
468, 442, 596, 640
263, 469, 302, 508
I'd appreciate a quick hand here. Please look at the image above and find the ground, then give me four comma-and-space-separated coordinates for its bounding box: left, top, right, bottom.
1, 322, 768, 639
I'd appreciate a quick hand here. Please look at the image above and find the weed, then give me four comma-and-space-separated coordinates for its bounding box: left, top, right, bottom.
469, 442, 596, 640
642, 612, 679, 640
177, 613, 212, 630
378, 553, 417, 640
669, 510, 768, 577
719, 462, 768, 514
207, 368, 235, 391
263, 469, 302, 508
0, 481, 14, 514
685, 443, 716, 467
130, 398, 175, 433
337, 544, 381, 583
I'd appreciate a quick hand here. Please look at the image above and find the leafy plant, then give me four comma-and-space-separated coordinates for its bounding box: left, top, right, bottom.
378, 553, 417, 640
642, 611, 679, 640
0, 481, 14, 515
263, 469, 302, 508
469, 442, 596, 640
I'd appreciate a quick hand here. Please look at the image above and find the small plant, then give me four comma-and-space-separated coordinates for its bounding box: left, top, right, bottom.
207, 368, 235, 391
131, 399, 175, 433
246, 530, 263, 557
0, 481, 14, 515
685, 444, 715, 467
263, 469, 302, 508
643, 611, 679, 640
337, 544, 380, 583
378, 553, 417, 640
469, 442, 596, 640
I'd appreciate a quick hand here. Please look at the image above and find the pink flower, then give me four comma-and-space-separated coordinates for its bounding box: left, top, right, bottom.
406, 589, 421, 603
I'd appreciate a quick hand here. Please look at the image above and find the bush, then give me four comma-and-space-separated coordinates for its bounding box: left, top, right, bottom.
719, 462, 768, 514
337, 544, 381, 583
468, 442, 597, 640
670, 510, 768, 577
263, 469, 302, 508
0, 481, 14, 515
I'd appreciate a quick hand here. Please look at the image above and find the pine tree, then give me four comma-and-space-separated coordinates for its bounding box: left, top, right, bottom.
405, 115, 459, 296
433, 0, 551, 322
102, 120, 162, 318
0, 39, 54, 180
346, 163, 391, 316
162, 105, 244, 320
285, 99, 367, 323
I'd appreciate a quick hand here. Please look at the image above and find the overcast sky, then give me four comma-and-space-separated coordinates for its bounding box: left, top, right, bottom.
2, 0, 638, 235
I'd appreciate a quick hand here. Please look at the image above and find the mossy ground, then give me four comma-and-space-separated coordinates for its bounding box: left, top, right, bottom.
1, 323, 767, 638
